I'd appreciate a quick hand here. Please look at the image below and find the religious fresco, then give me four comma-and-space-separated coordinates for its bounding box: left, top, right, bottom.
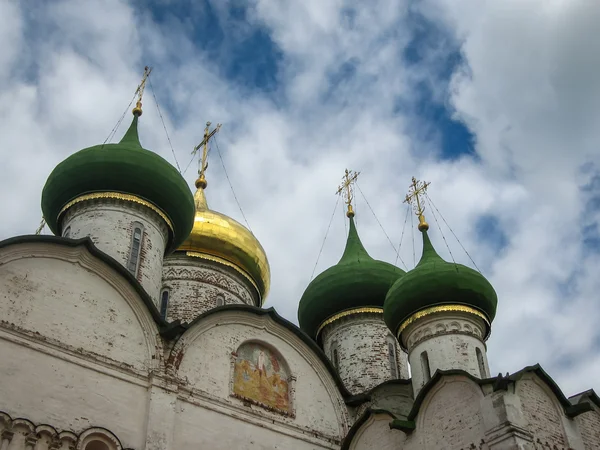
232, 342, 291, 414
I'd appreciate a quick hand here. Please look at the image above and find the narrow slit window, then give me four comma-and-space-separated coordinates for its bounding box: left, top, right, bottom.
388, 341, 398, 378
476, 347, 486, 378
127, 224, 143, 276
160, 289, 169, 320
420, 351, 431, 384
332, 347, 339, 370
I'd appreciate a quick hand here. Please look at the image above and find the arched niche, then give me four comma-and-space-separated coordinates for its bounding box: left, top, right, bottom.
77, 428, 122, 450
231, 341, 294, 416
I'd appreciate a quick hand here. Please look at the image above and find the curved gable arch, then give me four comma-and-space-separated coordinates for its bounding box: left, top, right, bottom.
516, 372, 569, 446
415, 374, 485, 448
169, 307, 349, 440
0, 238, 162, 370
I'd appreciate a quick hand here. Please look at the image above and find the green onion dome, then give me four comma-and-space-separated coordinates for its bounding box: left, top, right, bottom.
383, 230, 498, 339
298, 217, 405, 340
41, 115, 195, 253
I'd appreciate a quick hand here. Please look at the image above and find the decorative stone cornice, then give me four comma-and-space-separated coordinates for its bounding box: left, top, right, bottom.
316, 307, 383, 337
59, 192, 173, 233
0, 412, 124, 450
401, 309, 488, 351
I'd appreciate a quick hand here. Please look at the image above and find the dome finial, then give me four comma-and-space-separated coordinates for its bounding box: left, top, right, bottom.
192, 121, 222, 191
132, 66, 152, 117
404, 176, 431, 232
336, 168, 361, 218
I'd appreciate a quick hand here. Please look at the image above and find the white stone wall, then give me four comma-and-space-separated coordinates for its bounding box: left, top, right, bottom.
402, 312, 489, 396
349, 413, 406, 450
321, 314, 409, 395
516, 375, 569, 446
413, 375, 486, 449
0, 242, 162, 449
575, 404, 600, 449
171, 310, 348, 443
0, 241, 348, 449
161, 254, 256, 323
61, 197, 169, 303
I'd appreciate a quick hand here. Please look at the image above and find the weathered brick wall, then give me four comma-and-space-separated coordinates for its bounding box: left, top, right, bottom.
321, 314, 409, 395
416, 376, 485, 449
574, 405, 600, 449
348, 413, 406, 450
161, 254, 256, 323
403, 312, 489, 396
62, 198, 169, 303
516, 375, 568, 446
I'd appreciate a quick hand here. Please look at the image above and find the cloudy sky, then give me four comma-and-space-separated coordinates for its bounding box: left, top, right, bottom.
1, 0, 599, 396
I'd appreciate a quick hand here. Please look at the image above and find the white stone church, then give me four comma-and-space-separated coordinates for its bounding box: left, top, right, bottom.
0, 101, 599, 450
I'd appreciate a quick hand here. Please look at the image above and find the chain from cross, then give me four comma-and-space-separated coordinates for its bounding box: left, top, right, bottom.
336, 169, 360, 218
404, 176, 430, 231
191, 121, 222, 185
132, 66, 152, 116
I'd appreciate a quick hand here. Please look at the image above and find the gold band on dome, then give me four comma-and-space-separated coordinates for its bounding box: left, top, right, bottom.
316, 307, 383, 337
397, 305, 490, 338
186, 251, 263, 305
58, 192, 174, 232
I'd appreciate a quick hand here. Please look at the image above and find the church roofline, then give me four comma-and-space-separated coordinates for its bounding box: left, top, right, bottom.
0, 234, 171, 330
173, 303, 355, 399
340, 408, 399, 450
345, 378, 413, 407
569, 388, 600, 409
405, 364, 593, 422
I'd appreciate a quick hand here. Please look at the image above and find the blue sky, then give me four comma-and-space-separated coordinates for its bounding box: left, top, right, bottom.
1, 0, 600, 397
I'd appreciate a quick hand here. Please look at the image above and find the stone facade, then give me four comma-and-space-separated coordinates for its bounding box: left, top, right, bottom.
321, 313, 409, 395
575, 403, 600, 450
161, 253, 256, 323
401, 310, 490, 396
61, 197, 169, 304
0, 237, 599, 450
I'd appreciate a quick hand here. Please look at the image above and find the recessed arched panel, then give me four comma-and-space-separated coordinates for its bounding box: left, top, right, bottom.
232, 341, 292, 415
84, 441, 110, 450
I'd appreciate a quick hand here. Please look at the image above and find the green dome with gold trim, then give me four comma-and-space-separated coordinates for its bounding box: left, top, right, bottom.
298, 217, 405, 339
41, 115, 195, 253
383, 230, 498, 337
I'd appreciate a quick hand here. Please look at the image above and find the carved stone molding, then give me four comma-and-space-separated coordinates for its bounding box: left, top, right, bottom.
402, 311, 487, 350
162, 257, 254, 305
0, 411, 125, 450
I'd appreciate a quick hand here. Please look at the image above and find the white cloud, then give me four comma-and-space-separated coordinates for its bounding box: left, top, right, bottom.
0, 0, 598, 397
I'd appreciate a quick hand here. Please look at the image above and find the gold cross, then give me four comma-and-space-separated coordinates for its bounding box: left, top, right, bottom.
191, 121, 222, 188
336, 169, 360, 218
132, 66, 152, 116
404, 176, 430, 231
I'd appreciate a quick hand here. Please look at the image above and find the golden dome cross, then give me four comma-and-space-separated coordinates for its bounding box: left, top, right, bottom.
404, 176, 430, 231
192, 121, 221, 188
132, 66, 152, 116
336, 169, 360, 218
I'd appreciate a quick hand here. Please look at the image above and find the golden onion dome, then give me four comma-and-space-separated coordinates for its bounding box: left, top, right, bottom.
178, 176, 270, 304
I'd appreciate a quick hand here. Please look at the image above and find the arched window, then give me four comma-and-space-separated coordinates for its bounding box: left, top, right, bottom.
420, 351, 431, 384
476, 347, 486, 378
216, 295, 225, 307
388, 337, 398, 378
63, 226, 71, 238
160, 289, 169, 320
127, 223, 144, 276
84, 441, 110, 450
78, 429, 120, 450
